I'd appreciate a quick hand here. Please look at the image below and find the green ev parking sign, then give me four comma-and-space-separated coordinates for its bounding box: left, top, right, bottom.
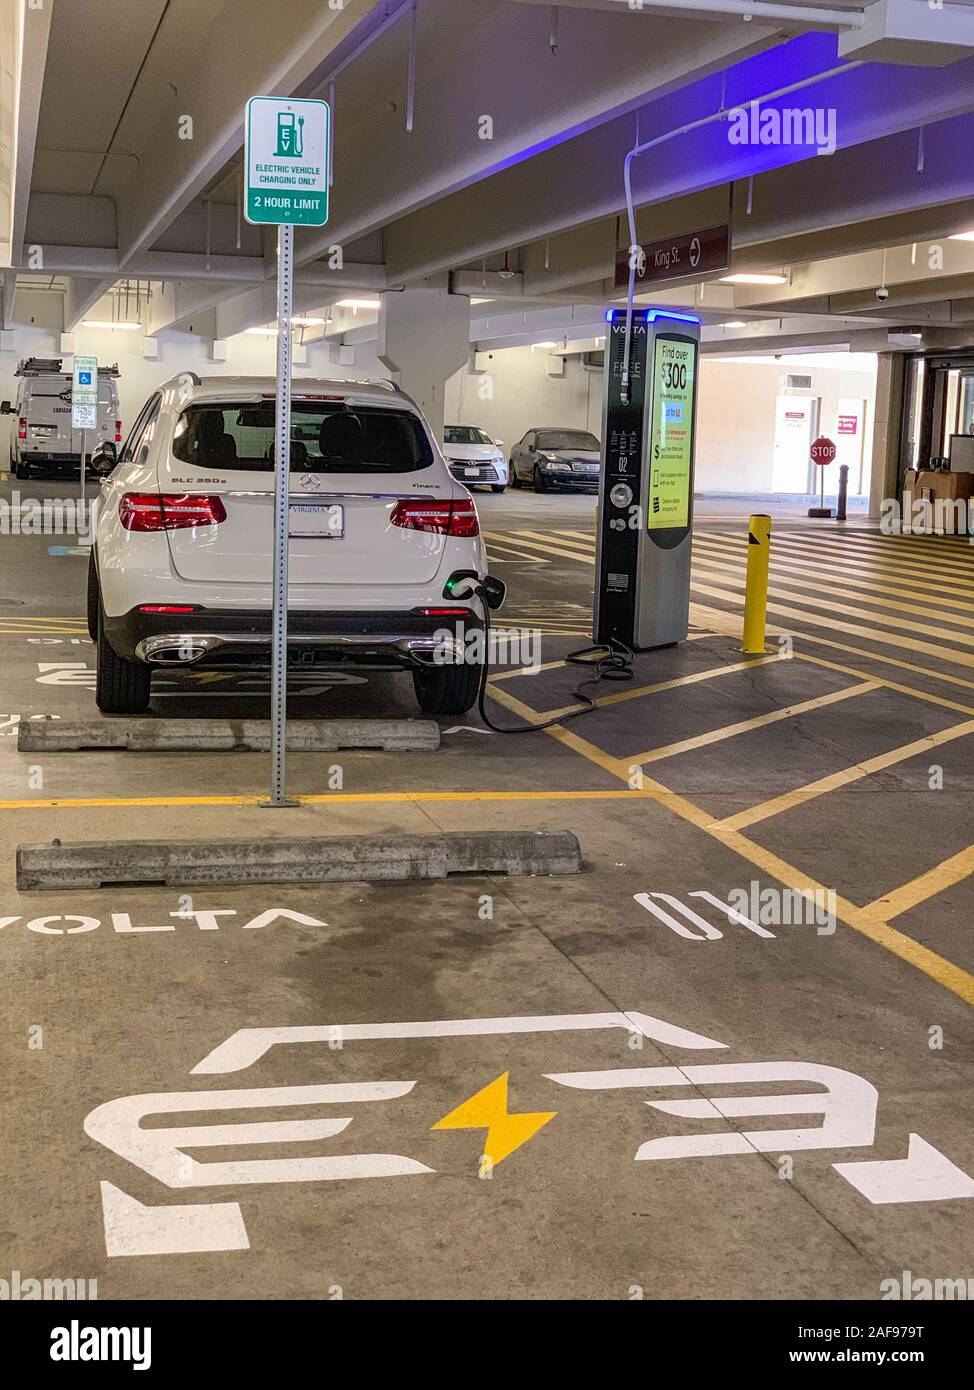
244, 96, 330, 227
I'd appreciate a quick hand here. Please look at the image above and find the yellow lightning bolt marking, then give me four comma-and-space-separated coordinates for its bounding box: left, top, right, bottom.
431, 1072, 556, 1167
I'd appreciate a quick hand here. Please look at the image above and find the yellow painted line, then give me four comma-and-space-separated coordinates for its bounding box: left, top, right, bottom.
625, 681, 878, 769
506, 655, 784, 722
863, 844, 974, 923
719, 717, 974, 831
690, 577, 974, 672
692, 557, 974, 644
493, 673, 974, 1007
692, 536, 974, 615
0, 788, 670, 811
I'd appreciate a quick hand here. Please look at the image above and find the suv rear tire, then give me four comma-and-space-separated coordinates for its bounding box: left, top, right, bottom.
96, 606, 151, 715
412, 659, 483, 715
86, 552, 99, 641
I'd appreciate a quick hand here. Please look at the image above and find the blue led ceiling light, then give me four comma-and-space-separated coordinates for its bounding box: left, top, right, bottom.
605, 308, 700, 324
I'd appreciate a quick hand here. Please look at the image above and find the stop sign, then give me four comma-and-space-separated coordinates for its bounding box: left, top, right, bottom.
810, 436, 837, 466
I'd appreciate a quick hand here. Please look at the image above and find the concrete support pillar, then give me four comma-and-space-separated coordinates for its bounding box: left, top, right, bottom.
867, 351, 905, 521
377, 277, 470, 440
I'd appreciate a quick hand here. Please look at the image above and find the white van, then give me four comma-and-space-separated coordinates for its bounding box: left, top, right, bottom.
2, 357, 121, 478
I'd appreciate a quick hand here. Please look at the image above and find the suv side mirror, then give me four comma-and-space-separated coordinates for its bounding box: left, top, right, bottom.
0, 401, 10, 415
89, 440, 118, 477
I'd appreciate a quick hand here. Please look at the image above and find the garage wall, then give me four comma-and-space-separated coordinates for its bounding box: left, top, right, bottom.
446, 345, 878, 493
445, 347, 601, 452
697, 354, 878, 496
0, 324, 389, 453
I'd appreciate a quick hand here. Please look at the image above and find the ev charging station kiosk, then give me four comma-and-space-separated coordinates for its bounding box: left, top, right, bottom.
594, 308, 701, 650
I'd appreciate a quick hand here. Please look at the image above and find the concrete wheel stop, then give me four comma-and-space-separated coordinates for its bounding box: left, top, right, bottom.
16, 831, 584, 890
16, 718, 439, 753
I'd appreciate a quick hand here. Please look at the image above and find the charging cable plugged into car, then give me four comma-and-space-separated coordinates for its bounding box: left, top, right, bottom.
442, 570, 634, 735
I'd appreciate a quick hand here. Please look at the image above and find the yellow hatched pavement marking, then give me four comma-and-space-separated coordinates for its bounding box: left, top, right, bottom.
483, 530, 594, 563
697, 530, 974, 591
692, 556, 974, 642
625, 681, 878, 769
485, 675, 974, 1006
862, 844, 974, 923
795, 651, 974, 716
690, 577, 974, 672
692, 536, 974, 614
501, 654, 784, 721
719, 717, 974, 831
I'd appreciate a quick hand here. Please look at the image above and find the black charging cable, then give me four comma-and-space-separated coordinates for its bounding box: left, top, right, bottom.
470, 581, 635, 734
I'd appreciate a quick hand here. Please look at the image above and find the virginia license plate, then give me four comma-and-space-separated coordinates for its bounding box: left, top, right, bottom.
288, 502, 343, 538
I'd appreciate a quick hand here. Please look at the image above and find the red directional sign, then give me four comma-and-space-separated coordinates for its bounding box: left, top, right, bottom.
810, 436, 837, 466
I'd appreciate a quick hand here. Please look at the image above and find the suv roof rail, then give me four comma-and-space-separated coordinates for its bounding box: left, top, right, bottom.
358, 377, 403, 394
97, 363, 122, 378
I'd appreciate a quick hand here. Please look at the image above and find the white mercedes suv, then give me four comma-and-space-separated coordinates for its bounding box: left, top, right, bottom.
86, 375, 497, 717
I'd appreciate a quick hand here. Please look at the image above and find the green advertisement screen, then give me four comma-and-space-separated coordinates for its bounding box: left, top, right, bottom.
647, 335, 696, 531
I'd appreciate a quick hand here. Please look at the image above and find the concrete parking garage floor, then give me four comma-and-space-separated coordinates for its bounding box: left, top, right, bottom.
2, 478, 974, 1300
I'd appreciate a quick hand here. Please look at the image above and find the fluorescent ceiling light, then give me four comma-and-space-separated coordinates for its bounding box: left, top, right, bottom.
245, 316, 325, 335
81, 319, 141, 330
719, 273, 788, 285
336, 297, 380, 309
534, 341, 557, 348
948, 231, 974, 241
720, 320, 748, 328
471, 296, 492, 305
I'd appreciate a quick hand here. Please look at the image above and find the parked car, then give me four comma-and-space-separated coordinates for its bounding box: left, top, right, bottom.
443, 424, 508, 492
87, 375, 501, 716
2, 357, 122, 478
509, 428, 602, 493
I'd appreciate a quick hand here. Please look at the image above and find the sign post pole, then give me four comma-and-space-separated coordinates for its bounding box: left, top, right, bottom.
244, 94, 330, 807
269, 223, 294, 807
71, 354, 98, 509
808, 435, 837, 518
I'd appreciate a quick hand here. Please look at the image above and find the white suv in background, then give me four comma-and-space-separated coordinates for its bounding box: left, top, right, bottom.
87, 376, 500, 717
443, 424, 508, 492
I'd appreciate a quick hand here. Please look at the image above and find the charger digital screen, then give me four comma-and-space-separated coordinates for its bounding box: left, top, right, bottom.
647, 335, 696, 531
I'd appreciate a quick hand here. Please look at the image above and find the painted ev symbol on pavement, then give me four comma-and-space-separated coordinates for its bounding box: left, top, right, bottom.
83, 1009, 974, 1258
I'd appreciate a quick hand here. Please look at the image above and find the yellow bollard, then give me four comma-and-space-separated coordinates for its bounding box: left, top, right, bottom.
741, 513, 771, 653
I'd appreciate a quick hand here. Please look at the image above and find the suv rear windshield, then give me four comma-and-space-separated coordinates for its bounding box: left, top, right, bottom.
444, 426, 492, 445
172, 402, 434, 474
536, 430, 600, 451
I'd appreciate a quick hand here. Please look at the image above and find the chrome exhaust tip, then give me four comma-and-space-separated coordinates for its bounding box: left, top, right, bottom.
136, 635, 210, 664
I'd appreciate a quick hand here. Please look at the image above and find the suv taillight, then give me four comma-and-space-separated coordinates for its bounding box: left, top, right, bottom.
18, 417, 26, 440
119, 493, 227, 531
115, 420, 123, 443
389, 498, 479, 537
